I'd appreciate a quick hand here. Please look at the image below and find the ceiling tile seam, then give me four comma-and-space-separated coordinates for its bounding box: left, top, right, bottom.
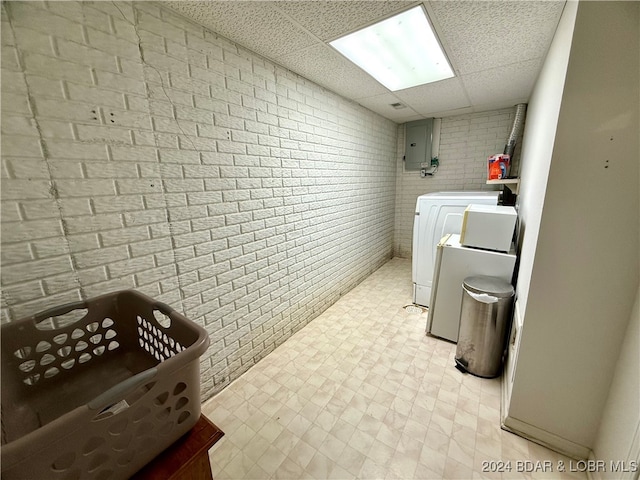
455, 80, 474, 114
455, 57, 543, 113
270, 42, 330, 62
422, 1, 472, 110
270, 2, 333, 46
268, 1, 399, 101
459, 56, 544, 78
402, 105, 422, 120
421, 1, 458, 73
452, 54, 544, 77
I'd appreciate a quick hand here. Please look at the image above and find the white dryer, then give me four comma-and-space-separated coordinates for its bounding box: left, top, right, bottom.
412, 191, 499, 307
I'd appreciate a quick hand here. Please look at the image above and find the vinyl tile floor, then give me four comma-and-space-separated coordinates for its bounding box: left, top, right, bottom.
202, 258, 587, 480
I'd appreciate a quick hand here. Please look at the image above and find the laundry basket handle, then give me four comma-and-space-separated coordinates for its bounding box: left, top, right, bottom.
88, 368, 158, 411
152, 301, 174, 316
32, 300, 89, 326
151, 301, 180, 328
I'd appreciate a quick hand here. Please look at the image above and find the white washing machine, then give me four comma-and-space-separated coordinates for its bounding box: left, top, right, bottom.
412, 191, 499, 307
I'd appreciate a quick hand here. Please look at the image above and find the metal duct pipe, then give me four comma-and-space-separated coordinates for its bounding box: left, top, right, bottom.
503, 103, 527, 159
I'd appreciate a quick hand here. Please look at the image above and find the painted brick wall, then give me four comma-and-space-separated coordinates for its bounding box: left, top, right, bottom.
0, 1, 397, 399
393, 108, 522, 258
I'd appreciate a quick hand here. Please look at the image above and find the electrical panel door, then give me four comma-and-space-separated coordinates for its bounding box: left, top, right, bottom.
404, 118, 433, 171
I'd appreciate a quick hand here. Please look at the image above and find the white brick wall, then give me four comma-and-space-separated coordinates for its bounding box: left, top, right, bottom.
1, 1, 397, 399
393, 108, 523, 258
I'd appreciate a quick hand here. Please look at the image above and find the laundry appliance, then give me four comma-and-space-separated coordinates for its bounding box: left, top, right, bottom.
412, 191, 499, 307
426, 234, 516, 342
460, 204, 517, 252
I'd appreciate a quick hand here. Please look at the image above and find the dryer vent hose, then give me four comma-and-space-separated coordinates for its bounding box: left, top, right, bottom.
503, 103, 527, 159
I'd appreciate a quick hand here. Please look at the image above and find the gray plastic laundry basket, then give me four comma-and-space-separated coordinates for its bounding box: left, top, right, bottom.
1, 290, 209, 480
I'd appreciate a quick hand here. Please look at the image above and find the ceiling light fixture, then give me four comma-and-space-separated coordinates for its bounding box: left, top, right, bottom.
329, 6, 454, 92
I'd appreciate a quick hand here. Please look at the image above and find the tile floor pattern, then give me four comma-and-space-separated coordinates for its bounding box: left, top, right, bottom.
202, 258, 587, 480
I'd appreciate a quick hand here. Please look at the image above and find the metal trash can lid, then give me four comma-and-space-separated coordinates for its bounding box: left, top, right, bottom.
463, 276, 514, 298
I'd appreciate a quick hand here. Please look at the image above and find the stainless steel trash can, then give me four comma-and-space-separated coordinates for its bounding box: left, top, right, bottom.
455, 276, 514, 378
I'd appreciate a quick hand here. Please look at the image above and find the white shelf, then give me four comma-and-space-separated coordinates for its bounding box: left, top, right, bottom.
487, 178, 520, 194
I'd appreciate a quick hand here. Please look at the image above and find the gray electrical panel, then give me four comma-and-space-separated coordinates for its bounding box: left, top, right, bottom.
404, 118, 433, 171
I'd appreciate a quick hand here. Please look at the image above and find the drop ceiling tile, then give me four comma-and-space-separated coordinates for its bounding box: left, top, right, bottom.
273, 1, 414, 41
355, 92, 424, 123
274, 44, 389, 100
430, 106, 474, 118
461, 58, 541, 106
165, 1, 318, 59
429, 0, 565, 75
387, 112, 426, 123
394, 77, 471, 117
161, 1, 565, 121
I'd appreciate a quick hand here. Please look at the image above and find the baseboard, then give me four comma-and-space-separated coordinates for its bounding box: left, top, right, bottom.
501, 410, 591, 460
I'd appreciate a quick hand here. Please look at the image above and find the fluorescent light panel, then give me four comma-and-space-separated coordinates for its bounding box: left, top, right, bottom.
330, 6, 454, 91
